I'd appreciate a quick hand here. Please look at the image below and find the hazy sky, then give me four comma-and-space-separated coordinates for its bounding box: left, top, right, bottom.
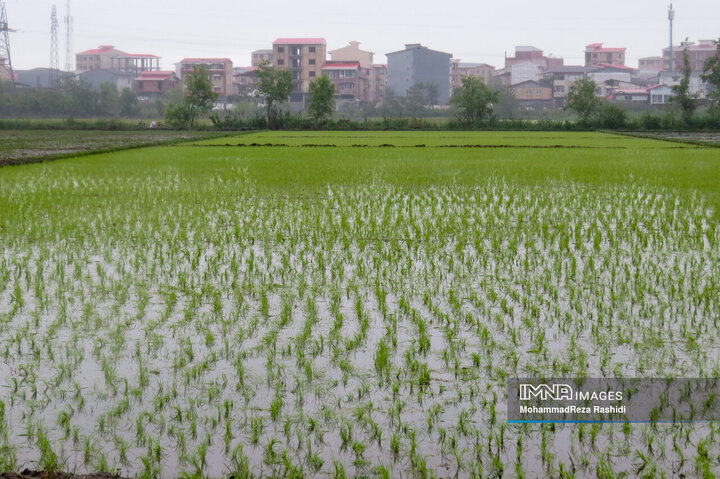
5, 0, 719, 71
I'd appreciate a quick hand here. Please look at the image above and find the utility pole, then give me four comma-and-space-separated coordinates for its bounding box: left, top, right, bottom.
668, 3, 675, 71
0, 1, 15, 86
64, 0, 73, 72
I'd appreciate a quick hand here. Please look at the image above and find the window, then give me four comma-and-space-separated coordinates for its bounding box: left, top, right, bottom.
309, 59, 315, 65
525, 89, 531, 95
536, 89, 542, 95
277, 59, 284, 65
158, 81, 162, 91
213, 74, 221, 81
309, 71, 316, 77
277, 47, 284, 53
309, 46, 316, 53
214, 87, 221, 92
292, 58, 301, 68
138, 81, 144, 89
555, 85, 564, 93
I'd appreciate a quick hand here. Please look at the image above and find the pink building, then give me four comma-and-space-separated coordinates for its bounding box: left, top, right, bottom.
322, 61, 366, 103
177, 58, 233, 98
585, 43, 626, 67
133, 71, 180, 101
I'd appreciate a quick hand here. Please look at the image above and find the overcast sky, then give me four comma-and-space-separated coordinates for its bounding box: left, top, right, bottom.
5, 0, 719, 71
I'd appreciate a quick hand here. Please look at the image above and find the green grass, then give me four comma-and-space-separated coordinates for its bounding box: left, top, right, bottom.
0, 130, 718, 477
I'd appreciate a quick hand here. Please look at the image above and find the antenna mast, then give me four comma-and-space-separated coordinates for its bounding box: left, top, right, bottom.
64, 0, 73, 72
668, 3, 675, 71
51, 5, 59, 72
0, 1, 15, 86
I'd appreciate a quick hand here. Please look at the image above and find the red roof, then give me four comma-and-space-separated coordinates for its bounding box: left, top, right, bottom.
78, 46, 122, 55
180, 58, 231, 63
595, 63, 633, 71
119, 53, 160, 59
136, 71, 175, 80
273, 38, 325, 45
322, 61, 360, 70
586, 43, 626, 52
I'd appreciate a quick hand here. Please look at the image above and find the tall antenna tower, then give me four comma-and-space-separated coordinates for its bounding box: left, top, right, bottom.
51, 5, 59, 71
64, 0, 73, 72
0, 1, 15, 86
668, 3, 675, 71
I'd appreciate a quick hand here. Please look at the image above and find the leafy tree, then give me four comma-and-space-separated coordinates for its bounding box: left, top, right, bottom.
99, 82, 120, 116
701, 38, 720, 109
378, 89, 404, 117
255, 61, 293, 129
404, 83, 439, 116
308, 75, 335, 126
565, 77, 599, 124
164, 65, 217, 128
450, 76, 498, 125
671, 46, 697, 123
489, 77, 520, 119
119, 87, 138, 117
183, 65, 218, 126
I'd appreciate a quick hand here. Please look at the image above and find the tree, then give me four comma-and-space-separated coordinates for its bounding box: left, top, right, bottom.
99, 82, 120, 116
119, 87, 138, 116
165, 65, 217, 128
671, 45, 697, 123
450, 76, 498, 125
489, 77, 520, 119
184, 65, 218, 127
404, 83, 439, 116
255, 61, 293, 129
307, 75, 335, 126
565, 77, 599, 124
701, 38, 720, 109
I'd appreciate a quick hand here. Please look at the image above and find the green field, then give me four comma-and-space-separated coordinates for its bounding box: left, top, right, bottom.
0, 131, 719, 478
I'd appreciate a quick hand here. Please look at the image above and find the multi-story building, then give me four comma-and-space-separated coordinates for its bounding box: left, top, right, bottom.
177, 58, 233, 98
511, 80, 553, 109
663, 40, 717, 71
386, 43, 452, 105
321, 61, 367, 104
451, 62, 495, 91
272, 38, 326, 102
234, 67, 258, 96
372, 64, 387, 102
133, 71, 180, 101
251, 49, 273, 67
505, 46, 563, 70
638, 56, 664, 71
585, 43, 626, 67
329, 41, 375, 102
76, 45, 160, 73
545, 65, 594, 108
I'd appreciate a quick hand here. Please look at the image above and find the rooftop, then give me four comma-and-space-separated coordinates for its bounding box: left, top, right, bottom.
135, 71, 175, 80
273, 38, 326, 45
515, 46, 543, 52
322, 61, 360, 70
586, 43, 626, 52
594, 63, 634, 71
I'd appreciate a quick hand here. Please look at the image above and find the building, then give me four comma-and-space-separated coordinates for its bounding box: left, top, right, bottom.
511, 80, 553, 109
609, 88, 649, 103
372, 64, 387, 102
585, 43, 626, 67
329, 41, 375, 102
76, 45, 160, 73
14, 68, 67, 88
273, 38, 326, 102
588, 64, 634, 85
638, 56, 664, 71
648, 84, 674, 105
505, 46, 563, 70
452, 60, 495, 91
133, 71, 180, 101
545, 65, 594, 108
386, 43, 452, 105
177, 58, 233, 98
322, 61, 366, 104
663, 40, 717, 72
251, 49, 273, 67
234, 67, 258, 96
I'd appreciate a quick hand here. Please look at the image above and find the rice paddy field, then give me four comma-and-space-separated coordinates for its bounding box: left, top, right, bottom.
0, 130, 719, 478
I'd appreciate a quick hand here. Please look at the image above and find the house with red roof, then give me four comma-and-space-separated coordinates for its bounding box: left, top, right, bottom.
75, 45, 160, 74
272, 38, 326, 103
585, 43, 626, 67
133, 71, 180, 101
176, 58, 234, 99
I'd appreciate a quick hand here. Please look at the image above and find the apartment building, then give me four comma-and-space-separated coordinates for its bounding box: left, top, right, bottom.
545, 65, 593, 108
386, 43, 452, 105
76, 45, 160, 73
251, 49, 273, 67
322, 61, 365, 103
663, 40, 717, 71
177, 58, 233, 98
328, 41, 377, 102
585, 43, 626, 67
273, 38, 326, 102
372, 64, 387, 102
